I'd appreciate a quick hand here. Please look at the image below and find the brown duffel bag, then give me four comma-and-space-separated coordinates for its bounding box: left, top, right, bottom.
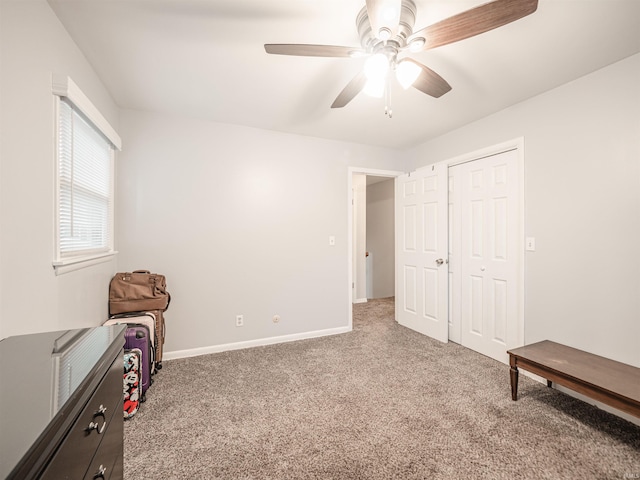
109, 270, 171, 315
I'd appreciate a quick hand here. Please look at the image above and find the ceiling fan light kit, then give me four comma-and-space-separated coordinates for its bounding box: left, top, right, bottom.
364, 53, 390, 80
408, 37, 425, 52
396, 60, 422, 89
264, 0, 538, 115
363, 77, 387, 98
362, 54, 387, 99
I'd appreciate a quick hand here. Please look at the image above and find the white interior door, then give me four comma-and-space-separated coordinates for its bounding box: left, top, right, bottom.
456, 149, 520, 363
395, 163, 448, 342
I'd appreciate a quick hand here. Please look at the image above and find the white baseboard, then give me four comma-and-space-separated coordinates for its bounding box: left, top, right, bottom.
521, 370, 640, 427
352, 298, 368, 304
163, 325, 352, 361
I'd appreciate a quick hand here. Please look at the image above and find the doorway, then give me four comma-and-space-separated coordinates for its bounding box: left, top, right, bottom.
348, 168, 404, 329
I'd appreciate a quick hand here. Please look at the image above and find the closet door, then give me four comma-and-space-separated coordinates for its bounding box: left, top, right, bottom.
459, 149, 519, 363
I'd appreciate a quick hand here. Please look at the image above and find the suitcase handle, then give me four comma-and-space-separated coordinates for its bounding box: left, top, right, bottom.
133, 269, 151, 274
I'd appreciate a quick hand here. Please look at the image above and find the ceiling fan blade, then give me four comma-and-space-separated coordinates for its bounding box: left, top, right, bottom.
408, 0, 538, 51
331, 71, 367, 108
264, 44, 363, 58
401, 59, 452, 98
366, 0, 402, 40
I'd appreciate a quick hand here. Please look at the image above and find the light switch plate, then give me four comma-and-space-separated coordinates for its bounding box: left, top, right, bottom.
329, 235, 335, 246
526, 237, 536, 251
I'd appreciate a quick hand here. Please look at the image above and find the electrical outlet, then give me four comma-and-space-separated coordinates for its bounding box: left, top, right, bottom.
272, 314, 280, 324
236, 314, 244, 327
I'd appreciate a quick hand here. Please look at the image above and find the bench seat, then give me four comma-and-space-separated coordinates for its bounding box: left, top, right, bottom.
507, 340, 640, 419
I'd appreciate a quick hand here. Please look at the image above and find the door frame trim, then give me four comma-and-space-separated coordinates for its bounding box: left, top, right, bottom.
441, 137, 526, 352
347, 167, 404, 330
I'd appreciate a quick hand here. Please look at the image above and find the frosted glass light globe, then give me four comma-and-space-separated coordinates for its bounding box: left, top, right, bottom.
364, 53, 389, 81
396, 60, 421, 89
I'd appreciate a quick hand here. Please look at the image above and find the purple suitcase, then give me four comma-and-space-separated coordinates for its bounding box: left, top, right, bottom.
106, 312, 157, 374
124, 324, 153, 399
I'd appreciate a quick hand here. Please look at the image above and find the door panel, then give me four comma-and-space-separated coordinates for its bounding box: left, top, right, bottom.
492, 198, 508, 259
404, 265, 417, 313
423, 202, 438, 251
492, 279, 508, 342
396, 164, 448, 342
470, 276, 483, 334
423, 267, 439, 321
471, 200, 484, 257
403, 205, 417, 251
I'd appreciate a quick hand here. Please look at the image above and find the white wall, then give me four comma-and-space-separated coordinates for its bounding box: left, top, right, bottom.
0, 0, 120, 339
366, 179, 395, 298
116, 109, 403, 356
407, 53, 640, 367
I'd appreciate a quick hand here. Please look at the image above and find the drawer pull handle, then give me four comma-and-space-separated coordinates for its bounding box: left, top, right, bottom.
86, 420, 106, 434
93, 464, 107, 479
93, 404, 107, 419
86, 404, 107, 434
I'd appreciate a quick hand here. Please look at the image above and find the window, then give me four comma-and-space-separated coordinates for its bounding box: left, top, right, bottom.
58, 99, 113, 256
52, 75, 121, 274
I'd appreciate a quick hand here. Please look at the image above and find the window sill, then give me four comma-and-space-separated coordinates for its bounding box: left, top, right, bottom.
53, 251, 118, 276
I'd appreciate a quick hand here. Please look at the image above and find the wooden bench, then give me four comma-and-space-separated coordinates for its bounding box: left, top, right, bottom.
507, 340, 640, 419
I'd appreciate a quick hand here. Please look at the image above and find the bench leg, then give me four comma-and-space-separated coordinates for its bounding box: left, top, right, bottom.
510, 366, 519, 401
547, 380, 552, 388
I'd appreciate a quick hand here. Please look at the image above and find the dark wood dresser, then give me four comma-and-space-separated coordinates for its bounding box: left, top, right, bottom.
0, 324, 126, 479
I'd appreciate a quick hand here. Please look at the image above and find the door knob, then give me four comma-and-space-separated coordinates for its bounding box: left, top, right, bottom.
436, 258, 445, 266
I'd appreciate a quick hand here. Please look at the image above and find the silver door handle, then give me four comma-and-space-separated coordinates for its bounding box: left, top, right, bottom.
436, 258, 445, 266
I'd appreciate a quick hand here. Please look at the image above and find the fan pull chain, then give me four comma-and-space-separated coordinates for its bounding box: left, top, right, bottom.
384, 78, 392, 118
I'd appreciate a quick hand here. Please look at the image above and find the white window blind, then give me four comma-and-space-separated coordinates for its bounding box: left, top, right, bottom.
57, 98, 114, 258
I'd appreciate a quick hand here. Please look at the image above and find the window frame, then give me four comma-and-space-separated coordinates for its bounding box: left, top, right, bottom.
52, 75, 121, 275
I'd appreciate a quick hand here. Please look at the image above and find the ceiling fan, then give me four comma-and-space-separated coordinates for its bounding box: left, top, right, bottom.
264, 0, 538, 116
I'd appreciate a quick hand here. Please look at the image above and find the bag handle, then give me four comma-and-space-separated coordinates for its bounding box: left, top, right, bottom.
133, 270, 151, 274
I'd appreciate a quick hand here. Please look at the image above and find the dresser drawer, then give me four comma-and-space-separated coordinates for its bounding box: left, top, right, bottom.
83, 412, 123, 480
41, 355, 123, 480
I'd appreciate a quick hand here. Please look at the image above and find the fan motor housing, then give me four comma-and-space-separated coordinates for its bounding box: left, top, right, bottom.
356, 0, 417, 51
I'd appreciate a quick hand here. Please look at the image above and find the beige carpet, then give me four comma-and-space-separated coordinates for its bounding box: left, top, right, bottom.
124, 298, 640, 479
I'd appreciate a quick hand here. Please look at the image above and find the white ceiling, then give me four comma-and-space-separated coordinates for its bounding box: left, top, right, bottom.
48, 0, 640, 150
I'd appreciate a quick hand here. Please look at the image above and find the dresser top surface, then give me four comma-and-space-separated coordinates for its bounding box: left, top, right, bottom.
0, 324, 125, 479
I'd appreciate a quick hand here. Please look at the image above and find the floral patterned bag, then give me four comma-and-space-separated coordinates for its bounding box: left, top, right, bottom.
123, 348, 142, 419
